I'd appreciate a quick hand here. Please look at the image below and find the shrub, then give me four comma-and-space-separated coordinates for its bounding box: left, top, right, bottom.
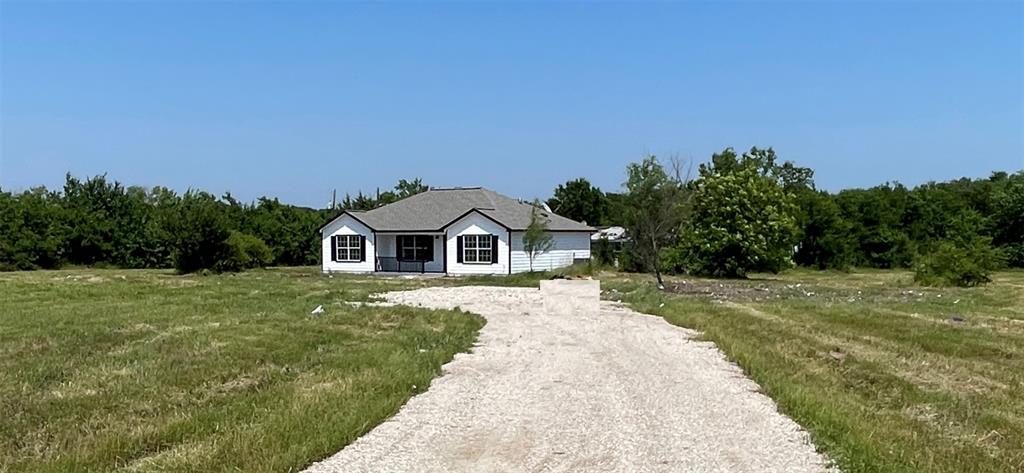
659, 244, 688, 274
1003, 243, 1024, 268
591, 238, 617, 266
914, 237, 1002, 287
915, 210, 1005, 287
615, 244, 646, 273
217, 231, 272, 272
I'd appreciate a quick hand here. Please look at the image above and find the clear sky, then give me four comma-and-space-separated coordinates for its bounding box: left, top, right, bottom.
1, 1, 1022, 208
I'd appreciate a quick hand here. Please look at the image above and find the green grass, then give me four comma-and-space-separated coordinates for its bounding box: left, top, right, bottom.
0, 267, 483, 473
5, 264, 1021, 472
604, 268, 1024, 473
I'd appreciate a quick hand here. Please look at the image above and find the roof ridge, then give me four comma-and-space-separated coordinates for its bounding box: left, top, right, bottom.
428, 186, 483, 191
319, 186, 595, 233
362, 186, 433, 214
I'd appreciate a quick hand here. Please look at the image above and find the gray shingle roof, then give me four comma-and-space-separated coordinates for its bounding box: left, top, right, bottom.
334, 187, 594, 232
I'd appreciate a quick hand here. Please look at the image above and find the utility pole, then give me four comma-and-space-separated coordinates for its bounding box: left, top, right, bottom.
331, 189, 336, 210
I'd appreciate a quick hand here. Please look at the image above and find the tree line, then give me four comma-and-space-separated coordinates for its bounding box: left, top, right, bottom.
547, 148, 1022, 287
0, 175, 325, 272
0, 176, 438, 273
2, 153, 1021, 285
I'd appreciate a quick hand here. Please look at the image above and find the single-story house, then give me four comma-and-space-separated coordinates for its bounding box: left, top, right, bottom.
319, 187, 595, 275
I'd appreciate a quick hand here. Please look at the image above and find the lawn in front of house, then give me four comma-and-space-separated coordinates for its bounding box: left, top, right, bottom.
604, 269, 1024, 473
0, 268, 483, 473
5, 264, 1021, 473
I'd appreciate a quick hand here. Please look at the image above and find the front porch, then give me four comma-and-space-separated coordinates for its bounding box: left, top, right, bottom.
374, 233, 445, 274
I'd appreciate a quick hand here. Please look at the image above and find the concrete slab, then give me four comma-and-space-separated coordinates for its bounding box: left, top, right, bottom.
539, 279, 600, 316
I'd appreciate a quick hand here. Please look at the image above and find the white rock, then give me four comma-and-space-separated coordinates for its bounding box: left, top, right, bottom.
311, 304, 325, 315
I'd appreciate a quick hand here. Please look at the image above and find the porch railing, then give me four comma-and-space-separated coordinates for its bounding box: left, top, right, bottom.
376, 256, 425, 273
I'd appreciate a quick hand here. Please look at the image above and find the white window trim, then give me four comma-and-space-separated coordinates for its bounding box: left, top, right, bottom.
463, 234, 494, 265
335, 235, 361, 262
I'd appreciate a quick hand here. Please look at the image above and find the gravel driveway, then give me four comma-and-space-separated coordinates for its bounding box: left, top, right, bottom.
305, 286, 831, 473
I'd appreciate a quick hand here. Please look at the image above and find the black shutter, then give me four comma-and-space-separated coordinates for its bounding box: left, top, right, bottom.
491, 235, 499, 264
359, 236, 366, 262
456, 236, 464, 263
424, 236, 435, 262
330, 236, 338, 262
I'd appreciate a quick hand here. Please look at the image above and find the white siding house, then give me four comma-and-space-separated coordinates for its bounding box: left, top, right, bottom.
376, 233, 445, 273
321, 214, 375, 273
318, 187, 593, 276
510, 231, 592, 273
445, 211, 511, 275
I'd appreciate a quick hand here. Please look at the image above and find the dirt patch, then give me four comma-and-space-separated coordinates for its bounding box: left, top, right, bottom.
665, 279, 824, 302
662, 277, 953, 305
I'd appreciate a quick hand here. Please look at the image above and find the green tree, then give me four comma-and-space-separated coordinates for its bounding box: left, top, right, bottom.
708, 147, 814, 191
57, 174, 167, 268
681, 151, 798, 278
341, 191, 377, 211
991, 171, 1024, 267
61, 174, 124, 265
339, 178, 429, 211
395, 178, 428, 199
601, 192, 628, 226
116, 185, 168, 268
0, 188, 67, 270
165, 191, 232, 273
914, 211, 1003, 287
522, 200, 555, 272
140, 186, 181, 268
622, 156, 689, 288
794, 189, 854, 270
547, 178, 607, 226
835, 184, 916, 268
239, 197, 322, 266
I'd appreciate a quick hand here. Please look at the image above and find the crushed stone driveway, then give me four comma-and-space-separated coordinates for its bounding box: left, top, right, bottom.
305, 286, 832, 473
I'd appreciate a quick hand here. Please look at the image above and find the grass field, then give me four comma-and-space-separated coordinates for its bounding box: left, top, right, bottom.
604, 269, 1024, 473
2, 267, 1021, 473
0, 268, 483, 473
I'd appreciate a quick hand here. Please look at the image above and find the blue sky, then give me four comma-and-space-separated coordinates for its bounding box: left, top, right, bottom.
1, 1, 1022, 207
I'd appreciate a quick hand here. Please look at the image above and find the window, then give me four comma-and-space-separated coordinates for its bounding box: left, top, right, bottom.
398, 235, 433, 261
463, 234, 493, 264
335, 235, 362, 262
